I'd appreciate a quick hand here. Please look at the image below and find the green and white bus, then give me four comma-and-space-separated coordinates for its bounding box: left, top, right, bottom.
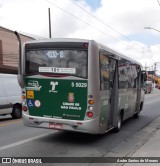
16, 35, 146, 134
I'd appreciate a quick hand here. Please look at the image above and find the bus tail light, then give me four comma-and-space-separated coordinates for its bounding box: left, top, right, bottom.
88, 95, 93, 98
25, 44, 29, 48
23, 106, 27, 112
87, 112, 93, 118
84, 43, 88, 48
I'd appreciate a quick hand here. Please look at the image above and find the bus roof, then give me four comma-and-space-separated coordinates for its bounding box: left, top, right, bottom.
25, 38, 142, 66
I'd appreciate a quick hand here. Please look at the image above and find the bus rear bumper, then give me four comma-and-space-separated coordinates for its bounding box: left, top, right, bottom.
22, 113, 100, 134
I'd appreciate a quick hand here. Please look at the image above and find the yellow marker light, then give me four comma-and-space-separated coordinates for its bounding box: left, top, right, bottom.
22, 95, 26, 100
89, 100, 94, 105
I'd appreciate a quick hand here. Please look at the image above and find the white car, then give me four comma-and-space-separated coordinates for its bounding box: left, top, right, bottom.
0, 74, 22, 119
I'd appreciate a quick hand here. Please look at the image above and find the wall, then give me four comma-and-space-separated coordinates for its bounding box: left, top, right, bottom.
0, 26, 34, 74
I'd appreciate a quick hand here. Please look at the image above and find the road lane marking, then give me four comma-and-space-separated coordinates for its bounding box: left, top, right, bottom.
145, 99, 160, 105
0, 132, 53, 151
0, 119, 22, 127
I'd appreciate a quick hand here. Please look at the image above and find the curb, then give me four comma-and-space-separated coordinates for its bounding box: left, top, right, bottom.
103, 116, 160, 166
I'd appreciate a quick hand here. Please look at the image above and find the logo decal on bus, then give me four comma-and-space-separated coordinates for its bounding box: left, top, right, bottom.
27, 90, 34, 99
28, 99, 34, 107
49, 82, 58, 93
26, 81, 42, 91
68, 93, 75, 102
35, 100, 41, 108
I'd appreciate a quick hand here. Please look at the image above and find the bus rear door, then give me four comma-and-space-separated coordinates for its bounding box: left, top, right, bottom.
99, 53, 118, 131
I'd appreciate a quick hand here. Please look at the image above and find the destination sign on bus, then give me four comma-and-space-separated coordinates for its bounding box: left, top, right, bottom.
39, 67, 76, 74
47, 51, 64, 58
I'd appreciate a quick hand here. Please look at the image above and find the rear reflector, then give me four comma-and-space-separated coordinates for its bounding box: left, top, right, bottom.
23, 106, 27, 112
77, 122, 83, 125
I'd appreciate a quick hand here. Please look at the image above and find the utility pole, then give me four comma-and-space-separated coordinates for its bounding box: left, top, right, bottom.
153, 63, 156, 88
145, 62, 147, 71
152, 65, 154, 84
154, 62, 157, 74
48, 8, 52, 38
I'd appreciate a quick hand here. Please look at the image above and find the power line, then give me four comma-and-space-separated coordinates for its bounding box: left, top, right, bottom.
45, 0, 123, 42
68, 0, 131, 41
68, 0, 147, 53
45, 0, 146, 53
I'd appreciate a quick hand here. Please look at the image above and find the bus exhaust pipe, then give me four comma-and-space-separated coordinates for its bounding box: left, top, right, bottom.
14, 31, 25, 88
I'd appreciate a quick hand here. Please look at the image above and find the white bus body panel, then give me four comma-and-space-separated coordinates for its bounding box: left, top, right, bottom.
23, 113, 100, 134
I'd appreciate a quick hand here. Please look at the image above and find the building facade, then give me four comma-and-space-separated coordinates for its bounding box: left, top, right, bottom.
0, 26, 34, 74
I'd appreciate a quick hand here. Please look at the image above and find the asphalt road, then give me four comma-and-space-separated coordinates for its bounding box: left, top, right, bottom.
0, 89, 160, 165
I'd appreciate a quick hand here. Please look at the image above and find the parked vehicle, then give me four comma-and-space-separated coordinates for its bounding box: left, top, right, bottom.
144, 81, 153, 94
0, 74, 22, 118
156, 84, 160, 89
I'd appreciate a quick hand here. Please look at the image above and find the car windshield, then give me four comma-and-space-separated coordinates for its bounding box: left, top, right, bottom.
26, 49, 87, 78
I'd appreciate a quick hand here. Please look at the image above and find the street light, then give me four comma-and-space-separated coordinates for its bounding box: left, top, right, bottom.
144, 27, 160, 33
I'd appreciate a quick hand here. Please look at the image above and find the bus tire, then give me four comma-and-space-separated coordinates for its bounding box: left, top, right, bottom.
11, 104, 22, 119
133, 112, 139, 119
133, 102, 143, 119
114, 113, 122, 132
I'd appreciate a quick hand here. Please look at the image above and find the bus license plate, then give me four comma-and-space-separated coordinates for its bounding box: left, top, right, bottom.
49, 123, 63, 130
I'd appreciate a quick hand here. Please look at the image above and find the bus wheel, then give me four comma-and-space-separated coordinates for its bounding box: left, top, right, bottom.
114, 114, 122, 132
133, 112, 139, 119
133, 102, 142, 119
11, 104, 22, 119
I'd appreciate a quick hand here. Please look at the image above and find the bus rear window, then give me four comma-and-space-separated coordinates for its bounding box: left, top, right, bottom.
26, 49, 87, 78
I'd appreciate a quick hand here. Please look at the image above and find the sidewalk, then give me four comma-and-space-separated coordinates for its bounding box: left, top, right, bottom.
123, 116, 160, 166
122, 88, 160, 165
82, 114, 160, 166
87, 116, 160, 166
103, 116, 160, 166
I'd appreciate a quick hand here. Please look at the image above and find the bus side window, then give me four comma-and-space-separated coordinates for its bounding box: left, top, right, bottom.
100, 53, 109, 90
141, 71, 147, 88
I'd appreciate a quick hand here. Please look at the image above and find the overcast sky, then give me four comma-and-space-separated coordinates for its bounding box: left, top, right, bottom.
1, 0, 160, 73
